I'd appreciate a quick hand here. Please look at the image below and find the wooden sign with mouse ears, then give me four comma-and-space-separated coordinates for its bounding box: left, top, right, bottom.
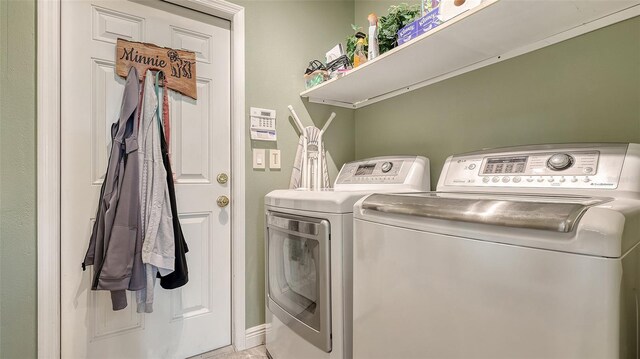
116, 38, 197, 99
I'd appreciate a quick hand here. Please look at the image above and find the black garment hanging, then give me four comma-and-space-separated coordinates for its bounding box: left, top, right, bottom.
157, 111, 189, 289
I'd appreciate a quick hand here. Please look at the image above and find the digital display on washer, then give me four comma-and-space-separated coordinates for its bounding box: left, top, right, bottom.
355, 164, 376, 176
483, 156, 528, 174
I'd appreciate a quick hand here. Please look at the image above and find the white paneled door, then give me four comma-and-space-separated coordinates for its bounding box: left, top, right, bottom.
60, 1, 231, 357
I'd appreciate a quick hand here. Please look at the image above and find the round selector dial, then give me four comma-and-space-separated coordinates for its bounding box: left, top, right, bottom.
381, 161, 393, 173
547, 153, 574, 171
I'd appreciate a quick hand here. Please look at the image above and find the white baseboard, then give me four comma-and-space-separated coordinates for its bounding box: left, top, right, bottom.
245, 324, 267, 349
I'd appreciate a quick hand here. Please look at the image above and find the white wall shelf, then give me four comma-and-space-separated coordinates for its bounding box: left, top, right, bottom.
300, 0, 640, 109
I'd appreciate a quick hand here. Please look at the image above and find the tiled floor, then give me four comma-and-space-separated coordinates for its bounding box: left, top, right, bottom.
189, 345, 268, 359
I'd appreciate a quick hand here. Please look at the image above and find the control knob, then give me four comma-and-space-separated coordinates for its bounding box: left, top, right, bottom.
381, 161, 393, 173
547, 153, 574, 171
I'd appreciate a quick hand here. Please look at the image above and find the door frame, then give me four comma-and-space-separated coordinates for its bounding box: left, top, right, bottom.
36, 0, 246, 357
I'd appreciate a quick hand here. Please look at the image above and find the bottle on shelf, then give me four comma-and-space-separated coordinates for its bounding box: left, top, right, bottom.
353, 32, 368, 68
367, 13, 379, 61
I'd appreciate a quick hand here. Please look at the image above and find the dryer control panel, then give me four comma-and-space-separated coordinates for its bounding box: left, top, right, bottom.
334, 156, 430, 191
441, 144, 628, 190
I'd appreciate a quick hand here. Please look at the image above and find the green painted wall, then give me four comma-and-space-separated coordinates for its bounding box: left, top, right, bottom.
0, 0, 38, 358
234, 0, 355, 328
354, 17, 640, 187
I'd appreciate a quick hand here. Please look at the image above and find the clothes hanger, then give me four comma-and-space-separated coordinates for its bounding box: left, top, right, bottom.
154, 71, 165, 129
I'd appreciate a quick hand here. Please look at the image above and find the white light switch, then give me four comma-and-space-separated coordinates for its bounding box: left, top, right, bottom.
253, 149, 265, 169
270, 149, 281, 169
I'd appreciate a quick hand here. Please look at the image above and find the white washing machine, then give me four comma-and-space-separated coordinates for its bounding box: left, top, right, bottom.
264, 156, 430, 359
353, 143, 640, 359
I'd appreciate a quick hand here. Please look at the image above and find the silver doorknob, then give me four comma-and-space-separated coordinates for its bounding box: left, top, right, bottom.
217, 195, 230, 208
217, 173, 229, 184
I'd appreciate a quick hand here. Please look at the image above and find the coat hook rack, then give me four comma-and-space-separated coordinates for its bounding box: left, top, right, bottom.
116, 38, 198, 99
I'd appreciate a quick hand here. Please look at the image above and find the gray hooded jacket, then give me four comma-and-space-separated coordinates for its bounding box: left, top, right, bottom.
83, 66, 145, 310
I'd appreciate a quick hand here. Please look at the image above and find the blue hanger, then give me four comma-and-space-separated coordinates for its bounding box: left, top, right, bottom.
154, 71, 164, 130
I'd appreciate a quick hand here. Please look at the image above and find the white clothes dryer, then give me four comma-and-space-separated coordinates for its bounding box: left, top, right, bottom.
353, 143, 640, 359
264, 156, 430, 359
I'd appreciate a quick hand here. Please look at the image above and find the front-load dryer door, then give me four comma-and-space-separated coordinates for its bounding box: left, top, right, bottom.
266, 212, 331, 352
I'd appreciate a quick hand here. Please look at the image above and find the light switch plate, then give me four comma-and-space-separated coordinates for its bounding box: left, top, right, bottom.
253, 149, 265, 169
270, 149, 281, 169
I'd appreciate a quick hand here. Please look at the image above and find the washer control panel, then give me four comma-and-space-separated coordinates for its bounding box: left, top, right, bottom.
480, 151, 598, 177
442, 144, 628, 189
